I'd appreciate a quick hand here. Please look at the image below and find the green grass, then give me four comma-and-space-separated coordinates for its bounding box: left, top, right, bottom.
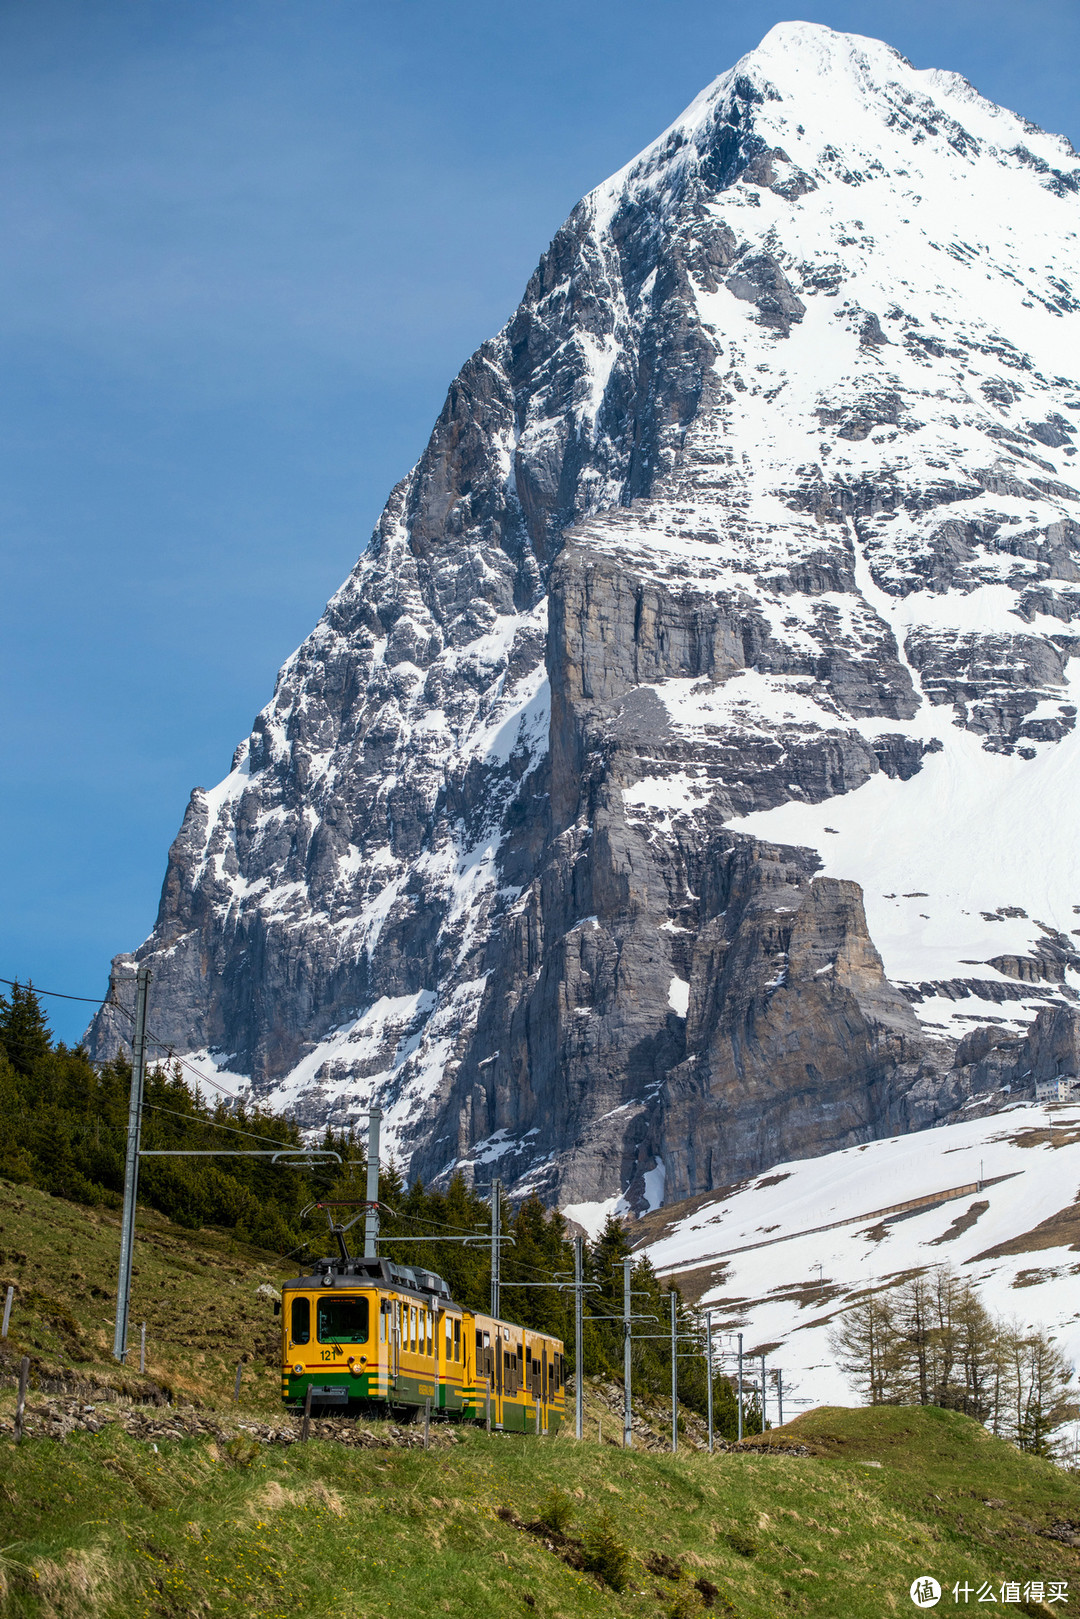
4, 1177, 1080, 1616
0, 1177, 288, 1409
2, 1404, 1080, 1617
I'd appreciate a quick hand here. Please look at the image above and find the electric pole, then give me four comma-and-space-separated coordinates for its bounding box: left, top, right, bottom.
623, 1257, 633, 1449
670, 1290, 678, 1454
490, 1176, 501, 1318
737, 1332, 744, 1441
114, 964, 151, 1363
704, 1309, 714, 1454
574, 1235, 584, 1440
363, 1108, 381, 1258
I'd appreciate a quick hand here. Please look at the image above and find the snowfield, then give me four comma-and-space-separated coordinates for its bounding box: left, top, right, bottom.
637, 1100, 1080, 1414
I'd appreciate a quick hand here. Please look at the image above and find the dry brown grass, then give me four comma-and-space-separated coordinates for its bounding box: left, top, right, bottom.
31, 1547, 115, 1619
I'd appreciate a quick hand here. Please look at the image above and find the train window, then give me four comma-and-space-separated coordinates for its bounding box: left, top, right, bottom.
380, 1301, 389, 1344
482, 1331, 490, 1349
453, 1318, 461, 1361
445, 1316, 453, 1358
475, 1329, 483, 1356
410, 1306, 416, 1353
317, 1296, 369, 1344
427, 1310, 433, 1356
290, 1296, 310, 1345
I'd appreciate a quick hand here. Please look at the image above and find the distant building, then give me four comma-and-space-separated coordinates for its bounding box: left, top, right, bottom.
1035, 1076, 1080, 1103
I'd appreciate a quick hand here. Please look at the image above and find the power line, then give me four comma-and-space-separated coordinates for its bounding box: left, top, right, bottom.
1, 972, 239, 1099
142, 1036, 237, 1098
0, 975, 127, 1009
140, 1100, 305, 1150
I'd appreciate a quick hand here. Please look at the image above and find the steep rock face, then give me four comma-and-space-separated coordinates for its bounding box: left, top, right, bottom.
88, 22, 1080, 1216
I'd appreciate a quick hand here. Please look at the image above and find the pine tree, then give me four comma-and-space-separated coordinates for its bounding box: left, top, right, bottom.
0, 982, 51, 1074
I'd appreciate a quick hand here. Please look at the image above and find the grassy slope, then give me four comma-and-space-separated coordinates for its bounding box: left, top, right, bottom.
4, 1180, 1080, 1616
3, 1406, 1080, 1617
0, 1177, 288, 1408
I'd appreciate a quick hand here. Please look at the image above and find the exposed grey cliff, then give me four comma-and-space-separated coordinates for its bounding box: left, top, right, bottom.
88, 22, 1080, 1220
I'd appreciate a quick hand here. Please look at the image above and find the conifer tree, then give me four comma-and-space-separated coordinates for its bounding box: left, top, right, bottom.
0, 981, 51, 1074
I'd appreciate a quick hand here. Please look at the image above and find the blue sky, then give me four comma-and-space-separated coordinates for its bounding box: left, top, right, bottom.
3, 0, 1079, 1044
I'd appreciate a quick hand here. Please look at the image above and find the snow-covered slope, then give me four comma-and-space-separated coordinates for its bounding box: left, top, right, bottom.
88, 23, 1080, 1209
638, 1097, 1080, 1413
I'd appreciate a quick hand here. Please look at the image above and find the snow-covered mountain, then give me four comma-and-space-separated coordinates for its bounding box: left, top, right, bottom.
635, 1097, 1080, 1415
88, 22, 1080, 1211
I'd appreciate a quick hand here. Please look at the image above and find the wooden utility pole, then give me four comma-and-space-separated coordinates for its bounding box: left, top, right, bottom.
13, 1356, 29, 1443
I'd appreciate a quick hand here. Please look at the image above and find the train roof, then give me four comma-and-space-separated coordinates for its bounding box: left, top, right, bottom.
282, 1259, 563, 1343
284, 1256, 457, 1303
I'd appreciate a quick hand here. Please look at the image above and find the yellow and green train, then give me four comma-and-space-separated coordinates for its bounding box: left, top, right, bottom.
281, 1255, 565, 1433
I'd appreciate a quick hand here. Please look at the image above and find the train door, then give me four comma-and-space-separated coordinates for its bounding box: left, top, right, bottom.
379, 1297, 393, 1384
445, 1313, 464, 1411
442, 1310, 454, 1410
435, 1307, 444, 1410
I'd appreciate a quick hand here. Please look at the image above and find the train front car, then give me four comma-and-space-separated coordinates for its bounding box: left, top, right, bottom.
281, 1256, 464, 1418
281, 1257, 566, 1431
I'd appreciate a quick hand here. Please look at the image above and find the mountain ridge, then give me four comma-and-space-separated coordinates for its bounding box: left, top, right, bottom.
88, 21, 1080, 1214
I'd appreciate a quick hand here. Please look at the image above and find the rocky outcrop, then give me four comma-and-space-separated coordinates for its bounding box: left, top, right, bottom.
87, 22, 1080, 1215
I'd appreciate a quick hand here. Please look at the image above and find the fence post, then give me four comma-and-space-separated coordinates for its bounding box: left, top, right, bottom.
301, 1383, 313, 1442
535, 1396, 541, 1436
424, 1397, 431, 1450
140, 1323, 146, 1375
485, 1387, 491, 1433
14, 1355, 29, 1444
1, 1285, 13, 1339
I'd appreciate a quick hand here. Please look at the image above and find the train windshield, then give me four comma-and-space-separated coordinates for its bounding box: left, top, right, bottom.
317, 1295, 370, 1344
290, 1296, 310, 1344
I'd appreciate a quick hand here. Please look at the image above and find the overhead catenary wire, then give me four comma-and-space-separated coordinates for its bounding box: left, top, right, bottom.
140, 1100, 310, 1151
1, 973, 239, 1098
0, 976, 129, 1008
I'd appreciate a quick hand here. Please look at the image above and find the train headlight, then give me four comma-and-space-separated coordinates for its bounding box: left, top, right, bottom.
292, 1364, 303, 1375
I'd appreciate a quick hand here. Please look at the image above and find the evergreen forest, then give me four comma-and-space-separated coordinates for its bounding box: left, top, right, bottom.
0, 981, 760, 1436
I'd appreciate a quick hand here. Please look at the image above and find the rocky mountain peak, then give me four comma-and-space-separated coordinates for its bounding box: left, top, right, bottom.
88, 26, 1080, 1222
